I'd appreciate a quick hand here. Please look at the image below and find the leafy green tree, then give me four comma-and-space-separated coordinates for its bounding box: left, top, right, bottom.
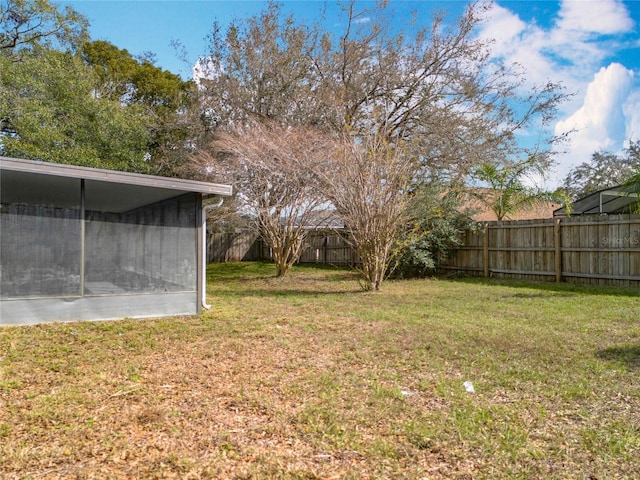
0, 0, 88, 55
0, 1, 158, 171
81, 40, 190, 113
81, 40, 198, 174
562, 142, 640, 200
80, 40, 139, 101
0, 47, 151, 171
1, 1, 197, 174
392, 186, 479, 278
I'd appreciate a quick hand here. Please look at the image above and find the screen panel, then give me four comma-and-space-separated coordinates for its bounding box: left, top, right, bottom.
84, 188, 198, 295
0, 172, 82, 298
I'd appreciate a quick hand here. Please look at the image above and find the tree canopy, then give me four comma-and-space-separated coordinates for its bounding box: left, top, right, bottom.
0, 0, 88, 55
561, 141, 640, 200
1, 0, 197, 174
194, 0, 570, 287
201, 1, 567, 174
0, 46, 153, 170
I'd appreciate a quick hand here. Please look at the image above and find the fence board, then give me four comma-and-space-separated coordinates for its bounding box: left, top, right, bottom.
297, 232, 358, 265
438, 214, 640, 287
206, 231, 261, 262
207, 230, 359, 266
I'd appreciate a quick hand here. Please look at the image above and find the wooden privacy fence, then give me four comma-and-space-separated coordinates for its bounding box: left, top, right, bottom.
438, 214, 640, 287
206, 231, 262, 262
297, 231, 358, 265
207, 230, 358, 265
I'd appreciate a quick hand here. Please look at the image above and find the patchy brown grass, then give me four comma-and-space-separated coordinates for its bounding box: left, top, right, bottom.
1, 262, 639, 479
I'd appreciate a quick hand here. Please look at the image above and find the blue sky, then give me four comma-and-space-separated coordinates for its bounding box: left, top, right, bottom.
66, 1, 471, 78
66, 0, 640, 185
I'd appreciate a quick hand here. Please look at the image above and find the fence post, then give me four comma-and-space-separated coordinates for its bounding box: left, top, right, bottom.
483, 223, 489, 278
554, 217, 562, 282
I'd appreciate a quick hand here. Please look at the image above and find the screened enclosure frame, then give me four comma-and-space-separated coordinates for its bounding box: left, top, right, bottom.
0, 157, 232, 325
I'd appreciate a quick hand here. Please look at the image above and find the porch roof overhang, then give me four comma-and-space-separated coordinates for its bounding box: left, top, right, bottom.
0, 156, 232, 212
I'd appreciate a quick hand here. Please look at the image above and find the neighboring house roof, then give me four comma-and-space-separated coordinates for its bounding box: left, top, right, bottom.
553, 184, 639, 216
294, 210, 346, 230
462, 188, 559, 221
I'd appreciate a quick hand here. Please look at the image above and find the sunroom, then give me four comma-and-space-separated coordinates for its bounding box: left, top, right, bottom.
0, 157, 232, 325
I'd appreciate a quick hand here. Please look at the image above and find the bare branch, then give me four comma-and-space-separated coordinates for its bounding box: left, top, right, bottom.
317, 127, 419, 290
191, 120, 333, 277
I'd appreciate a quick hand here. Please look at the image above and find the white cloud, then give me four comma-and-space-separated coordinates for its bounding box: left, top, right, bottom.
548, 0, 634, 74
476, 3, 526, 52
477, 4, 556, 87
553, 63, 634, 180
623, 89, 640, 141
353, 16, 371, 25
480, 0, 634, 87
478, 1, 638, 187
557, 0, 634, 35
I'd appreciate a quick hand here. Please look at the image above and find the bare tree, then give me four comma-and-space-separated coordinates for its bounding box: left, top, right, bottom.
191, 121, 332, 277
199, 1, 320, 127
192, 0, 571, 288
318, 129, 418, 291
191, 5, 331, 276
311, 0, 570, 180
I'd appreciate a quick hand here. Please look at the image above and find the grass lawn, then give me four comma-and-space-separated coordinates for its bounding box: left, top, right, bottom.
1, 262, 639, 479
